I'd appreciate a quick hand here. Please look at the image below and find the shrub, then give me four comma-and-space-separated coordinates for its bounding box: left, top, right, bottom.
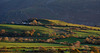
82, 51, 88, 53
39, 46, 47, 51
90, 46, 99, 53
37, 33, 40, 36
0, 29, 6, 33
2, 37, 9, 41
15, 49, 19, 52
9, 38, 15, 42
48, 47, 57, 53
0, 37, 2, 41
90, 51, 94, 53
74, 41, 80, 48
69, 46, 76, 50
70, 49, 80, 53
46, 38, 56, 43
84, 45, 89, 50
60, 35, 65, 38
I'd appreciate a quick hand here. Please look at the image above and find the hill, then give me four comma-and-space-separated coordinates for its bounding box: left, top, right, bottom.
0, 19, 100, 37
0, 19, 100, 51
0, 0, 100, 26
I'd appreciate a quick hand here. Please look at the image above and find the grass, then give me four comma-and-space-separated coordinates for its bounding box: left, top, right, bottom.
0, 22, 100, 47
74, 31, 100, 37
0, 24, 54, 34
56, 37, 84, 43
81, 30, 100, 34
53, 26, 100, 37
81, 44, 100, 47
0, 42, 67, 48
48, 19, 100, 30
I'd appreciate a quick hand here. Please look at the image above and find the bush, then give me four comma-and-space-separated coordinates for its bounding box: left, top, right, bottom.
9, 38, 15, 42
90, 46, 99, 53
47, 47, 57, 53
82, 51, 88, 53
39, 46, 47, 51
2, 37, 9, 41
46, 38, 56, 43
70, 49, 80, 53
0, 29, 6, 33
0, 37, 2, 41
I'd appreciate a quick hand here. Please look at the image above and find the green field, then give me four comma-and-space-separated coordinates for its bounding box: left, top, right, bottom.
0, 24, 54, 34
0, 19, 100, 48
56, 37, 84, 43
0, 42, 67, 48
0, 23, 100, 37
74, 31, 100, 37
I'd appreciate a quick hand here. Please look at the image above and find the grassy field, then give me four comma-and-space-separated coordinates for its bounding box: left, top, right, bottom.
0, 20, 100, 48
0, 23, 100, 37
48, 19, 100, 30
80, 30, 100, 34
74, 31, 100, 37
0, 24, 54, 34
0, 42, 67, 48
56, 37, 84, 43
53, 26, 100, 37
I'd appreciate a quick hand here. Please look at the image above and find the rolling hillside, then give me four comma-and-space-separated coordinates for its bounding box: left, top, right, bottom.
0, 19, 100, 48
0, 19, 100, 37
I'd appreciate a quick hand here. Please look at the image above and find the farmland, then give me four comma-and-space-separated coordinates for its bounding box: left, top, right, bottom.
0, 42, 67, 48
0, 19, 100, 53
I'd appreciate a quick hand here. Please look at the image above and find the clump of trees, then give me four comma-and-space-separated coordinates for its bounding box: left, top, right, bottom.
46, 38, 56, 43
0, 29, 6, 33
1, 37, 9, 41
70, 49, 80, 53
90, 46, 99, 53
0, 37, 35, 42
39, 46, 47, 51
83, 36, 100, 45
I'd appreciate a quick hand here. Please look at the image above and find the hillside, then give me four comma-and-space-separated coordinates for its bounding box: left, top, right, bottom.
0, 0, 100, 25
0, 19, 100, 40
0, 19, 100, 53
26, 18, 100, 30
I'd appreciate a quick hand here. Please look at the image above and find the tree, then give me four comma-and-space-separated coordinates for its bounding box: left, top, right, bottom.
9, 38, 15, 42
32, 29, 36, 32
25, 31, 30, 36
90, 51, 94, 53
74, 41, 80, 48
46, 38, 56, 43
48, 47, 57, 53
33, 20, 37, 25
18, 38, 23, 42
30, 29, 36, 36
0, 37, 2, 41
30, 31, 34, 36
2, 37, 9, 41
66, 35, 70, 38
82, 51, 88, 53
37, 33, 40, 36
85, 37, 90, 42
90, 46, 99, 53
69, 46, 75, 50
60, 35, 65, 38
39, 46, 47, 51
70, 49, 80, 53
1, 29, 6, 33
37, 22, 42, 25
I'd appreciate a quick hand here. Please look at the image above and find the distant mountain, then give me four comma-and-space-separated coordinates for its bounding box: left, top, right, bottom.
0, 0, 100, 26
